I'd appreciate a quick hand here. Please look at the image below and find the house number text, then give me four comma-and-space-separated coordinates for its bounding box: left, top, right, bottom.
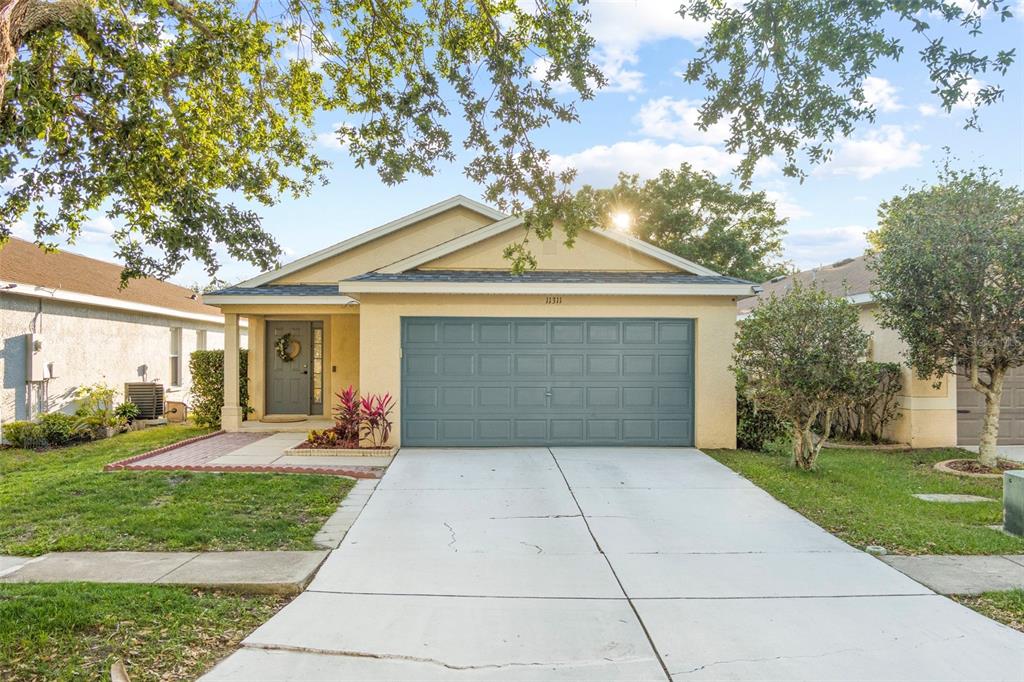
545, 296, 563, 305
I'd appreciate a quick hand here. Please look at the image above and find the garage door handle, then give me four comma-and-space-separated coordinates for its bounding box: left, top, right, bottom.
957, 409, 970, 414
545, 390, 552, 397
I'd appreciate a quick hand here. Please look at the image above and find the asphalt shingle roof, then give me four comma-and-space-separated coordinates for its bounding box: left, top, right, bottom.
347, 270, 751, 285
737, 254, 872, 315
209, 284, 341, 296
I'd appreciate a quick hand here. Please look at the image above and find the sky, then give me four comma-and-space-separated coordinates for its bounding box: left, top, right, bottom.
10, 0, 1024, 286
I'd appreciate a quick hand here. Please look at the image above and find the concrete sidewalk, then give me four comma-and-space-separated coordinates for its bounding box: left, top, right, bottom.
0, 550, 328, 594
881, 554, 1024, 595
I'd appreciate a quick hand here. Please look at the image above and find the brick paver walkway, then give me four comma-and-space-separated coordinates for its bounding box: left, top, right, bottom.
106, 432, 386, 478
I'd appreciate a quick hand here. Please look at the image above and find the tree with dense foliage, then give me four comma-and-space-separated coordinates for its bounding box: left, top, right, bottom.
546, 165, 788, 281
679, 1, 1016, 181
0, 0, 600, 280
733, 282, 870, 470
869, 166, 1024, 467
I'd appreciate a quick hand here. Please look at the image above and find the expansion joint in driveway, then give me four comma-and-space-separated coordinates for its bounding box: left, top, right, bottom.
546, 447, 674, 682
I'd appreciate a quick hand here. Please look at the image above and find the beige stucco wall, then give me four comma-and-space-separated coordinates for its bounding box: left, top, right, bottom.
274, 207, 496, 284
0, 293, 242, 427
357, 293, 738, 448
227, 306, 359, 419
858, 303, 956, 447
422, 227, 677, 272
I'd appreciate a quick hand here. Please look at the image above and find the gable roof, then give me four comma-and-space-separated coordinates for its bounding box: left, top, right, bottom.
0, 237, 224, 321
376, 216, 722, 277
237, 195, 506, 288
737, 254, 873, 316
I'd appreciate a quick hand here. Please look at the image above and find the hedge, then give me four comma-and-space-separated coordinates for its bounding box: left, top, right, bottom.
189, 350, 250, 428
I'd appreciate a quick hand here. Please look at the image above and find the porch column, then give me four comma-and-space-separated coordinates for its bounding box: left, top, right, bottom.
221, 312, 243, 431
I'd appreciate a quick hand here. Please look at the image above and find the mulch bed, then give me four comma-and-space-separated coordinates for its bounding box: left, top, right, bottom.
934, 458, 1023, 478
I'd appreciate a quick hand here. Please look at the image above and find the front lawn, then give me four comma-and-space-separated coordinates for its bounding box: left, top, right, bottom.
707, 447, 1024, 555
0, 582, 284, 681
0, 426, 352, 556
956, 590, 1024, 633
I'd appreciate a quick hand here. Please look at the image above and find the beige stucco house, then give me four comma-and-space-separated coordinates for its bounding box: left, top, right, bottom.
738, 255, 1024, 448
205, 196, 756, 448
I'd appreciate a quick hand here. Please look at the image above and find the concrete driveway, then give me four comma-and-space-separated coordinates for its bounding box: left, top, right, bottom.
204, 447, 1024, 681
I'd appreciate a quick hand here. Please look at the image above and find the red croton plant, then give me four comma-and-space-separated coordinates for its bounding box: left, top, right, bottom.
306, 386, 394, 449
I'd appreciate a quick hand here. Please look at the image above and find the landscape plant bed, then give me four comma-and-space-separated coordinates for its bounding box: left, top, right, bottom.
823, 440, 910, 451
934, 458, 1024, 478
0, 582, 287, 681
707, 446, 1024, 555
286, 443, 397, 457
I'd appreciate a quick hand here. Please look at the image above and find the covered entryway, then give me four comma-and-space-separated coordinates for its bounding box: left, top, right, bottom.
957, 366, 1024, 445
400, 317, 694, 446
265, 320, 324, 415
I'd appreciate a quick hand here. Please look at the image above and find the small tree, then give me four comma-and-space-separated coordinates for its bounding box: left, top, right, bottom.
870, 166, 1024, 467
733, 282, 870, 470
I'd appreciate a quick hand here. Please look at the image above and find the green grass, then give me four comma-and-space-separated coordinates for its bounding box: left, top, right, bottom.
0, 425, 352, 556
706, 446, 1024, 555
0, 582, 286, 681
956, 590, 1024, 633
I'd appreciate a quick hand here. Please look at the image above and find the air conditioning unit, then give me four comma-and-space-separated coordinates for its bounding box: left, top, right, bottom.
125, 383, 165, 420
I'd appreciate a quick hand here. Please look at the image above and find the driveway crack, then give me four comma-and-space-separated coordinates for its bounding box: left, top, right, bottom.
442, 521, 458, 552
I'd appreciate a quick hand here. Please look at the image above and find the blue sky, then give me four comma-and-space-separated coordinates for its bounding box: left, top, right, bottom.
13, 1, 1024, 286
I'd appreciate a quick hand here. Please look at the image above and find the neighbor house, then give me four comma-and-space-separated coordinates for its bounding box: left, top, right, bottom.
204, 195, 757, 448
737, 255, 1023, 447
0, 237, 247, 428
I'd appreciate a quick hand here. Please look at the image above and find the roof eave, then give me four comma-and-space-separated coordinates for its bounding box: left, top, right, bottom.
203, 294, 357, 306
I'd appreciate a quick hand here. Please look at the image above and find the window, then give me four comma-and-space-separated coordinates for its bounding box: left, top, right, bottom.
196, 329, 207, 351
170, 327, 182, 386
311, 325, 324, 406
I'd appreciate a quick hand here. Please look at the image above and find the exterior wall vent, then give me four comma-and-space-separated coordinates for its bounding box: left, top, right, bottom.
125, 383, 165, 420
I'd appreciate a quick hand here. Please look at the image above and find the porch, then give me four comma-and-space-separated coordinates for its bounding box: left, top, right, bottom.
218, 303, 360, 432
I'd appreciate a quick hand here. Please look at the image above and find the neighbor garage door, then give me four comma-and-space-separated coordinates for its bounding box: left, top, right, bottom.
401, 317, 694, 446
957, 366, 1024, 445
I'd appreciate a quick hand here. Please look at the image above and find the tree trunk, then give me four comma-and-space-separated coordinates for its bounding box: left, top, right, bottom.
977, 369, 1005, 468
0, 0, 93, 110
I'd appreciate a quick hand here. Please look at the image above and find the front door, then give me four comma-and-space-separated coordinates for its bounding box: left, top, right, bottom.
266, 321, 312, 414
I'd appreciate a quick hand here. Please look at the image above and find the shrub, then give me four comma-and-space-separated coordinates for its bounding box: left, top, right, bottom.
736, 394, 788, 452
3, 420, 47, 449
38, 412, 78, 446
306, 386, 395, 449
189, 350, 250, 428
733, 281, 871, 470
115, 401, 141, 424
831, 362, 903, 443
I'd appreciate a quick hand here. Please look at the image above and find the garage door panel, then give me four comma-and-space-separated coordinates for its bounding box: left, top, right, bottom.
402, 318, 694, 446
957, 366, 1024, 445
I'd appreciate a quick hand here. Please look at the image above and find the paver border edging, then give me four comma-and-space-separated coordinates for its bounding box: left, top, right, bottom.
104, 430, 226, 470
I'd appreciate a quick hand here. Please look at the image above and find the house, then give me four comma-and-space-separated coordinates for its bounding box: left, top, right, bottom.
737, 255, 1024, 447
0, 237, 247, 426
204, 195, 756, 447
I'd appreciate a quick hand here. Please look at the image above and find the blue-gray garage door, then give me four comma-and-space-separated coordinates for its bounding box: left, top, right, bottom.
401, 317, 694, 446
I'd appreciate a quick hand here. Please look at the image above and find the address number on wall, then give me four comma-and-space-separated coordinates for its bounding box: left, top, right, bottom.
545, 296, 563, 305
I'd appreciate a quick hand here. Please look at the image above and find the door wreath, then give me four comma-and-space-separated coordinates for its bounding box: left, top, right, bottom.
275, 333, 301, 362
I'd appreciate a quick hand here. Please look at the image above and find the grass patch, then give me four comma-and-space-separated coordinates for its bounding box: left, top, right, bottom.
0, 426, 352, 556
956, 590, 1024, 633
706, 447, 1024, 555
0, 582, 285, 681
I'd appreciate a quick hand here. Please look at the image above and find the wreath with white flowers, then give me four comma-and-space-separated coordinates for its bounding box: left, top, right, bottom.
275, 333, 298, 362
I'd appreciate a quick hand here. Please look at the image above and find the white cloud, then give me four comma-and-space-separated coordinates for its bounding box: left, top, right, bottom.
80, 217, 117, 244
316, 122, 350, 150
763, 190, 811, 221
918, 103, 940, 116
862, 76, 904, 112
636, 97, 731, 145
550, 139, 736, 185
9, 219, 32, 240
784, 224, 871, 270
819, 125, 926, 180
952, 77, 985, 110
528, 0, 708, 93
